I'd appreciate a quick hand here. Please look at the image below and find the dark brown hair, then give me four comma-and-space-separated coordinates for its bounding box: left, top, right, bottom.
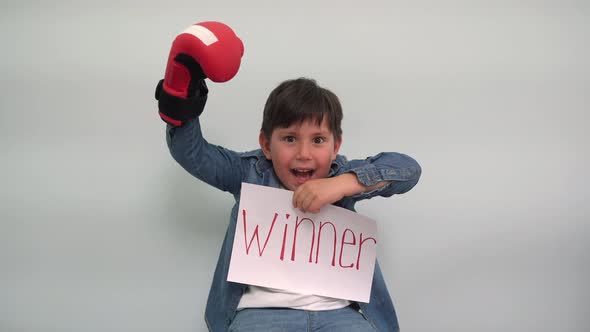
260, 78, 343, 140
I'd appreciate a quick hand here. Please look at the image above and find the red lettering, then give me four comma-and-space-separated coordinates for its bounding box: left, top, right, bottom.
291, 217, 316, 262
241, 210, 375, 272
339, 228, 356, 268
356, 233, 377, 270
242, 210, 277, 256
316, 221, 337, 266
280, 214, 290, 260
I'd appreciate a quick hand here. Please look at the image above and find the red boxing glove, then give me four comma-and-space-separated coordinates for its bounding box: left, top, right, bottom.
155, 21, 244, 126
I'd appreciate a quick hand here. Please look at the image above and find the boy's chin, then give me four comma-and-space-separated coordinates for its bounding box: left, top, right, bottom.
280, 179, 304, 191
280, 173, 324, 191
283, 182, 299, 191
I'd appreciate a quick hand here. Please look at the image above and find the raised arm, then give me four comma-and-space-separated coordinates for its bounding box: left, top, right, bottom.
166, 117, 246, 195
156, 22, 246, 195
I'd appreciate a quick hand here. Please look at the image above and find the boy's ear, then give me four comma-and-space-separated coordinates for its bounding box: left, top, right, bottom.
259, 131, 272, 160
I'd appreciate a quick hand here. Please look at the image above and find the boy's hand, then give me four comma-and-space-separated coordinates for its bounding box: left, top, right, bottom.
292, 177, 345, 214
292, 173, 392, 213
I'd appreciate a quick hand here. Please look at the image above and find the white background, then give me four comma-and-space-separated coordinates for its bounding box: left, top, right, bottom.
1, 0, 588, 331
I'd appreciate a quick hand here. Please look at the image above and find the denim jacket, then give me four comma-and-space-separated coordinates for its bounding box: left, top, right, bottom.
166, 116, 421, 331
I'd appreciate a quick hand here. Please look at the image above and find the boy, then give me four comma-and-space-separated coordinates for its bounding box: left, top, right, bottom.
163, 77, 421, 331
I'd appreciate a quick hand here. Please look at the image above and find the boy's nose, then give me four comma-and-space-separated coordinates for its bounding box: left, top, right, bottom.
296, 142, 312, 160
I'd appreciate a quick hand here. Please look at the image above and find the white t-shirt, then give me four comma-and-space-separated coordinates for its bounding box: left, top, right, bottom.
237, 285, 350, 311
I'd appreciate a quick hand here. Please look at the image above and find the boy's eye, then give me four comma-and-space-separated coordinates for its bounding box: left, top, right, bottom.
313, 137, 325, 144
283, 136, 296, 143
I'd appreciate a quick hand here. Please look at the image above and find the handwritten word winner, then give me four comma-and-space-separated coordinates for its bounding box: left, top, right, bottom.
240, 210, 376, 271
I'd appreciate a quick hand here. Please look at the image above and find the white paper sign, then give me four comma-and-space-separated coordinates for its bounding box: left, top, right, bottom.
227, 182, 378, 303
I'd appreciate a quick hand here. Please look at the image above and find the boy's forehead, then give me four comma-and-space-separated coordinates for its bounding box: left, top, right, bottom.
274, 118, 333, 132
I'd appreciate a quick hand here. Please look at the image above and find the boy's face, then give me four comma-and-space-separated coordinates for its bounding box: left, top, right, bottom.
259, 118, 342, 191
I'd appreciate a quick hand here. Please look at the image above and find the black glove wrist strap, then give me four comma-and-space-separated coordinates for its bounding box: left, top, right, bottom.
155, 79, 208, 126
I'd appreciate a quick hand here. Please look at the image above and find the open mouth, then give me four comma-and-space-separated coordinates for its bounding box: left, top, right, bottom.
291, 168, 315, 180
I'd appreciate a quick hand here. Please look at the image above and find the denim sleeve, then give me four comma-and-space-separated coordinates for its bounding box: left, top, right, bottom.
337, 152, 422, 201
166, 116, 245, 195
